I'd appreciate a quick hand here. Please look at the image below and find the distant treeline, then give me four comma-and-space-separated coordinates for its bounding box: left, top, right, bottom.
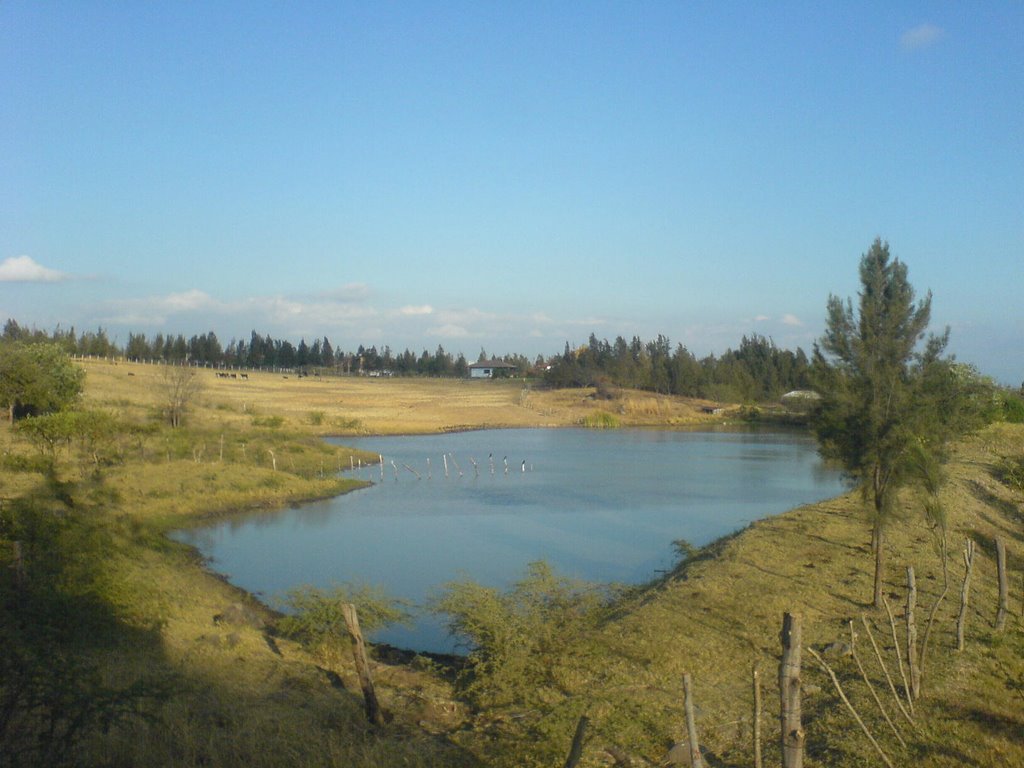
0, 319, 533, 378
544, 333, 810, 402
2, 318, 809, 400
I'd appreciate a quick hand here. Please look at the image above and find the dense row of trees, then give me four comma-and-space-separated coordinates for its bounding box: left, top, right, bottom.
544, 333, 811, 402
2, 320, 532, 379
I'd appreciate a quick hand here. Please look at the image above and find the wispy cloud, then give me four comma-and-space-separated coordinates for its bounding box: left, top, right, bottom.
316, 283, 371, 303
89, 285, 618, 355
399, 305, 434, 316
98, 288, 378, 330
0, 255, 69, 283
901, 23, 944, 51
781, 313, 803, 327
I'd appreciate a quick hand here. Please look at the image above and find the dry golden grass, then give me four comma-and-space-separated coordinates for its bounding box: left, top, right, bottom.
6, 358, 1020, 767
78, 358, 730, 435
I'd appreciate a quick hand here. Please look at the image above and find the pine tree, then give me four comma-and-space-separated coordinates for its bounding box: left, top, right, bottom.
812, 239, 953, 607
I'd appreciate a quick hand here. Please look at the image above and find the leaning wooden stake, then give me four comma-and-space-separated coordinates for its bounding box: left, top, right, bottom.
995, 538, 1009, 632
779, 612, 804, 768
920, 533, 950, 688
807, 647, 895, 768
881, 595, 914, 714
906, 567, 921, 700
957, 539, 975, 652
683, 673, 704, 768
341, 603, 387, 727
752, 662, 763, 768
849, 620, 906, 748
563, 715, 589, 768
861, 616, 915, 726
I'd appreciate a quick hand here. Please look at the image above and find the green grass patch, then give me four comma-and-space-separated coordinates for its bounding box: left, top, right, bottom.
579, 410, 620, 428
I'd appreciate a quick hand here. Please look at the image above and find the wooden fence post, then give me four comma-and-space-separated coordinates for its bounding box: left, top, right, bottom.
995, 538, 1008, 632
341, 603, 387, 727
752, 662, 763, 768
562, 715, 589, 768
12, 540, 25, 590
906, 566, 920, 700
957, 539, 975, 652
779, 612, 804, 768
682, 673, 704, 768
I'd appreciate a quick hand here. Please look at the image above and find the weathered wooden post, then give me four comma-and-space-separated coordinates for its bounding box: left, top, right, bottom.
443, 454, 449, 478
341, 603, 387, 727
563, 715, 589, 768
683, 673, 704, 768
779, 612, 804, 768
995, 538, 1008, 632
906, 566, 920, 700
427, 457, 432, 479
957, 539, 975, 652
379, 455, 384, 481
267, 449, 276, 472
752, 663, 763, 768
12, 540, 25, 590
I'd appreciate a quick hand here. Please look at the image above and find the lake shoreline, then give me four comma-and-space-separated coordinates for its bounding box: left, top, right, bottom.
179, 426, 848, 655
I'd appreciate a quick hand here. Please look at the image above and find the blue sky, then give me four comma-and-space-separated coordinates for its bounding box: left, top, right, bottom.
2, 2, 1022, 382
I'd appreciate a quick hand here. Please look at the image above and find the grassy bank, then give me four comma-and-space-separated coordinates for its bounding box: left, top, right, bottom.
442, 422, 1023, 766
2, 359, 1021, 767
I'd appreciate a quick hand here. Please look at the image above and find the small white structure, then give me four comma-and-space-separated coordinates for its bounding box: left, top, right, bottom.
468, 359, 518, 379
781, 390, 822, 412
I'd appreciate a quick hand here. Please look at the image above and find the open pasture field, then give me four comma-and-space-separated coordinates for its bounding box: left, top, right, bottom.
79, 358, 730, 434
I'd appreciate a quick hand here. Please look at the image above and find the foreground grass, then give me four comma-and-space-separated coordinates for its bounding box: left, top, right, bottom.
2, 359, 1021, 767
443, 423, 1024, 767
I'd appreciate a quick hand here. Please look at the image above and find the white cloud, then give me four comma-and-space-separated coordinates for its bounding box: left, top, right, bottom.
901, 23, 944, 51
754, 314, 771, 322
0, 255, 68, 282
428, 323, 473, 338
781, 314, 803, 327
164, 289, 218, 311
399, 305, 434, 316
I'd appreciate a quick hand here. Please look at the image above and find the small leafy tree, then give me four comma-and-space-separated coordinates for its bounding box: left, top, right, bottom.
0, 342, 84, 422
161, 365, 202, 428
435, 561, 615, 708
812, 239, 973, 607
276, 583, 408, 667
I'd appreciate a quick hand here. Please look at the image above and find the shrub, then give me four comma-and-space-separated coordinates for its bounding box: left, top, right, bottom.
251, 415, 285, 428
1002, 393, 1024, 424
580, 411, 619, 429
434, 561, 615, 708
276, 584, 409, 665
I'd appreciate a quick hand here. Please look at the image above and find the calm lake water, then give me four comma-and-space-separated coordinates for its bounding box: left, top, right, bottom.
175, 428, 847, 653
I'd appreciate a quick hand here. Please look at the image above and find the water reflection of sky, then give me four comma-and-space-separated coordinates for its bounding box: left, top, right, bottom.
174, 428, 849, 653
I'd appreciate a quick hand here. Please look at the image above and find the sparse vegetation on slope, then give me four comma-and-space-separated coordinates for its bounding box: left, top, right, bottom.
1, 356, 1020, 767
